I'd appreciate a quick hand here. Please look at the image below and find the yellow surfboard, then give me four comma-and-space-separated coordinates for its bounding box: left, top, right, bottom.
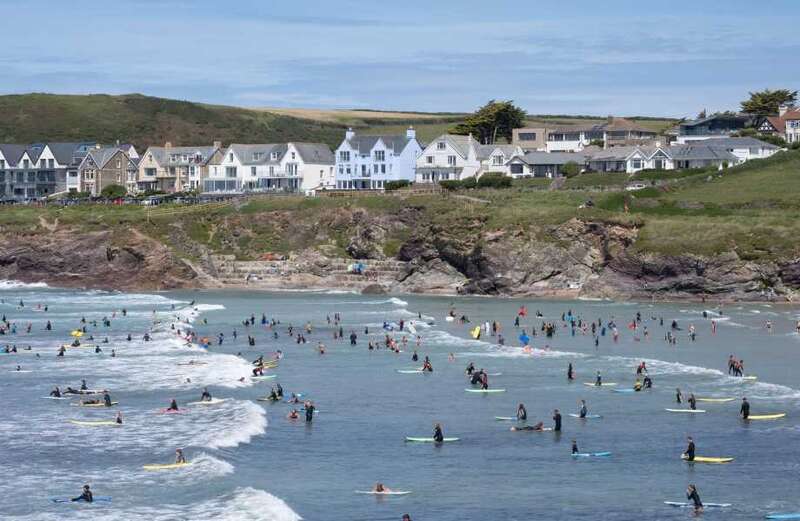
682, 455, 734, 464
747, 413, 786, 420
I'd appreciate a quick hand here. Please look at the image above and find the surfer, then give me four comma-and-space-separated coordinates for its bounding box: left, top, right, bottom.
201, 387, 212, 401
422, 357, 433, 372
305, 401, 315, 422
579, 400, 588, 419
115, 412, 123, 424
168, 399, 179, 411
433, 423, 444, 442
686, 484, 703, 513
688, 393, 697, 410
676, 388, 683, 404
465, 362, 475, 376
643, 375, 653, 389
50, 386, 61, 398
634, 378, 642, 392
740, 397, 750, 420
595, 371, 602, 386
372, 483, 392, 493
287, 409, 299, 420
71, 484, 93, 503
683, 436, 695, 462
102, 391, 112, 407
517, 403, 528, 421
175, 448, 187, 464
511, 421, 544, 432
571, 440, 579, 454
567, 363, 574, 381
553, 409, 562, 431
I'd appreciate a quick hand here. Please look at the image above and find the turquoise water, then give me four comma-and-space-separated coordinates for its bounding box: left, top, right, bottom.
1, 282, 799, 520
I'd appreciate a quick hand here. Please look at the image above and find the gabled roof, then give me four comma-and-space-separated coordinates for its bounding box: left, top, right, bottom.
679, 113, 751, 127
785, 109, 800, 120
83, 147, 131, 169
0, 144, 28, 166
478, 144, 519, 160
293, 142, 334, 164
145, 145, 219, 166
701, 137, 779, 149
227, 144, 287, 165
46, 142, 97, 165
346, 134, 413, 155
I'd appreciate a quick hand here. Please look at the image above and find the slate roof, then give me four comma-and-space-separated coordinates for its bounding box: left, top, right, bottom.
700, 137, 779, 149
668, 144, 738, 161
0, 144, 28, 166
511, 151, 585, 165
346, 135, 413, 155
146, 145, 219, 166
228, 143, 334, 165
293, 142, 334, 164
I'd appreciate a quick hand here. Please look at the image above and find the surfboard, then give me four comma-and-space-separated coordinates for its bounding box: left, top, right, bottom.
407, 324, 417, 335
396, 369, 423, 374
355, 490, 412, 496
445, 316, 454, 322
69, 420, 120, 427
188, 398, 228, 406
747, 413, 786, 420
465, 389, 506, 393
612, 388, 635, 394
495, 416, 519, 421
42, 396, 70, 400
256, 396, 281, 402
405, 437, 459, 443
682, 455, 734, 464
487, 372, 502, 376
73, 402, 118, 407
766, 514, 800, 520
665, 408, 706, 413
664, 501, 731, 508
510, 427, 553, 432
9, 370, 32, 373
569, 413, 602, 419
51, 496, 112, 503
142, 462, 192, 471
470, 326, 481, 339
572, 452, 611, 458
251, 375, 277, 380
696, 397, 735, 403
583, 382, 618, 387
158, 408, 185, 414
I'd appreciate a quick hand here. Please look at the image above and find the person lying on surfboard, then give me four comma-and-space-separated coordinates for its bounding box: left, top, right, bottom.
71, 484, 93, 503
50, 386, 61, 397
511, 421, 544, 432
115, 412, 123, 425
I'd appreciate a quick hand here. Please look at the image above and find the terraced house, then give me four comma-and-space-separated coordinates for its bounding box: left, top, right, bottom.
77, 144, 140, 196
0, 142, 97, 201
205, 142, 334, 194
137, 142, 223, 193
334, 128, 422, 190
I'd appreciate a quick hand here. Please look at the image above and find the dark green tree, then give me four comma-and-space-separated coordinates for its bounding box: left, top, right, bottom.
100, 184, 127, 198
450, 100, 526, 144
740, 89, 798, 116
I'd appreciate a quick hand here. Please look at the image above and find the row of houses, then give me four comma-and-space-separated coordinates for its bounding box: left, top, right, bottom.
0, 107, 796, 201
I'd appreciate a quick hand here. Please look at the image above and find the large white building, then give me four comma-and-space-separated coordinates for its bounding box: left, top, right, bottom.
334, 128, 423, 189
204, 143, 334, 194
414, 134, 522, 183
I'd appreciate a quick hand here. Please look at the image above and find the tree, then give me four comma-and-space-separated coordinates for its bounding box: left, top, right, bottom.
561, 162, 581, 178
100, 184, 127, 199
740, 89, 798, 116
450, 100, 526, 144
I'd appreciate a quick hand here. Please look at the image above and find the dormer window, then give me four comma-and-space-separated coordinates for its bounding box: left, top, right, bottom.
253, 152, 262, 161
291, 152, 296, 160
492, 155, 503, 165
228, 152, 234, 161
437, 142, 446, 150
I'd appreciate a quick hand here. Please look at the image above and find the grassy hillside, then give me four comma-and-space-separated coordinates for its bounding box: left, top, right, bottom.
0, 93, 348, 150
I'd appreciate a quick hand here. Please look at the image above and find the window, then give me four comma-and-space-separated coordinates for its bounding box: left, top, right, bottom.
361, 165, 367, 175
631, 159, 643, 169
518, 132, 537, 141
373, 164, 378, 173
380, 164, 386, 174
145, 168, 156, 177
374, 150, 385, 161
510, 164, 524, 174
437, 142, 446, 150
426, 156, 433, 164
251, 166, 257, 176
269, 166, 275, 175
339, 151, 350, 162
252, 152, 262, 161
271, 152, 278, 160
228, 152, 234, 161
492, 155, 503, 165
447, 156, 456, 166
654, 159, 663, 170
48, 159, 54, 168
23, 159, 29, 169
226, 166, 237, 178
116, 160, 122, 168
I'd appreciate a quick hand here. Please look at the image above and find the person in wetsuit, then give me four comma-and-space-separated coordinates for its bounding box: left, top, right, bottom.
687, 393, 697, 410
553, 409, 562, 432
740, 397, 750, 419
168, 399, 179, 411
201, 387, 212, 401
517, 403, 527, 421
175, 448, 187, 464
676, 388, 683, 404
511, 421, 544, 432
422, 357, 433, 372
683, 436, 695, 462
103, 391, 112, 407
433, 423, 444, 442
571, 440, 579, 454
50, 386, 61, 397
115, 412, 123, 424
567, 363, 574, 381
71, 484, 93, 503
643, 375, 652, 389
686, 484, 703, 513
579, 400, 588, 419
595, 371, 602, 386
305, 402, 315, 422
465, 362, 475, 376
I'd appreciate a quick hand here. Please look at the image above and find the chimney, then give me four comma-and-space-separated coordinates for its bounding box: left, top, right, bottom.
607, 115, 614, 124
213, 140, 222, 149
345, 127, 355, 140
95, 143, 101, 149
165, 141, 173, 149
406, 126, 416, 140
779, 104, 792, 117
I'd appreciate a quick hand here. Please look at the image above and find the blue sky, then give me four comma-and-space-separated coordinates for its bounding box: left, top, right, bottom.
1, 0, 798, 117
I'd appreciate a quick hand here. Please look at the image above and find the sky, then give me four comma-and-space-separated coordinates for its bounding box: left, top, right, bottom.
1, 0, 798, 117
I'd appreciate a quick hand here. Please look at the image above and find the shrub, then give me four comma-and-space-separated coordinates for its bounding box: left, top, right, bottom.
439, 180, 463, 191
477, 172, 512, 189
100, 184, 127, 199
589, 139, 605, 148
385, 180, 411, 191
790, 141, 800, 150
461, 177, 478, 189
561, 161, 581, 178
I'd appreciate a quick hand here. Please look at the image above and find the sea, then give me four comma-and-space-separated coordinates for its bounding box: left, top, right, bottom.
1, 281, 799, 520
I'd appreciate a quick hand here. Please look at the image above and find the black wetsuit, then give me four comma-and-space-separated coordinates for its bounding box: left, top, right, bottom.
517, 407, 527, 421
688, 396, 696, 410
72, 490, 93, 503
433, 427, 444, 443
740, 400, 750, 419
685, 441, 695, 461
553, 412, 562, 432
579, 405, 587, 419
305, 404, 315, 422
687, 489, 702, 509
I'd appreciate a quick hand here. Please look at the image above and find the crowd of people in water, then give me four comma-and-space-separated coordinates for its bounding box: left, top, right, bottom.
0, 293, 792, 518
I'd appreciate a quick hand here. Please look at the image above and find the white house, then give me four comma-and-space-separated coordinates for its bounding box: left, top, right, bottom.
414, 134, 522, 183
334, 127, 422, 190
204, 143, 334, 194
783, 109, 800, 144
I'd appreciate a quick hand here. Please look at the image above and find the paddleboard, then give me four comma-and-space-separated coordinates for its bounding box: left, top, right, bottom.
696, 397, 735, 403
407, 324, 417, 335
664, 501, 731, 508
682, 455, 734, 464
405, 437, 459, 443
583, 382, 618, 387
257, 396, 282, 402
572, 452, 611, 458
9, 370, 32, 373
569, 413, 602, 419
188, 398, 228, 406
354, 490, 412, 496
465, 389, 506, 393
69, 420, 120, 427
51, 496, 112, 503
766, 514, 800, 520
510, 426, 553, 432
142, 462, 192, 471
396, 369, 423, 374
665, 408, 706, 413
445, 316, 454, 322
747, 413, 786, 420
487, 372, 502, 376
73, 402, 118, 407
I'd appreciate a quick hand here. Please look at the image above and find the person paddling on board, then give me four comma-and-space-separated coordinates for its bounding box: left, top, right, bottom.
740, 397, 750, 419
683, 436, 695, 462
80, 380, 88, 391
50, 386, 61, 398
433, 423, 444, 443
372, 483, 393, 493
516, 403, 527, 421
686, 484, 703, 513
511, 421, 544, 432
175, 448, 187, 464
168, 399, 179, 411
578, 400, 588, 419
71, 484, 93, 503
200, 387, 212, 401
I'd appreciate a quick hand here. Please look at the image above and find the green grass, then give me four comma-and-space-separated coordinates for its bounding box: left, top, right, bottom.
564, 173, 630, 189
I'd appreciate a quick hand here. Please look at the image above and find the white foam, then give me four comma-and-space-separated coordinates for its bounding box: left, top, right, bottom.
0, 280, 49, 290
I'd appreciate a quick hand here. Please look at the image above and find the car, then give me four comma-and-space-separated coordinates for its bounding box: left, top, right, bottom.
625, 182, 647, 191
